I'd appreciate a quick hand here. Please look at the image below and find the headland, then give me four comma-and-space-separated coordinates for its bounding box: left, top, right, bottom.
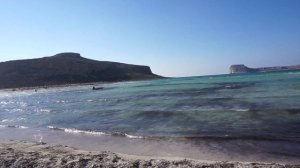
230, 64, 300, 74
0, 52, 162, 89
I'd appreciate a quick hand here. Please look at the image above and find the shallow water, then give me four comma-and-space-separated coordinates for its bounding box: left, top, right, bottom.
1, 70, 300, 163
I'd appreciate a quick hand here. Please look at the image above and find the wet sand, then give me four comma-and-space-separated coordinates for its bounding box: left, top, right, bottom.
0, 140, 299, 168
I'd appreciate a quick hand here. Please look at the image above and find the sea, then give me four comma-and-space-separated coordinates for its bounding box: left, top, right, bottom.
1, 70, 300, 163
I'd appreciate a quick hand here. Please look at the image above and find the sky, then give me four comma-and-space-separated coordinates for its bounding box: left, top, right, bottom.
1, 0, 300, 77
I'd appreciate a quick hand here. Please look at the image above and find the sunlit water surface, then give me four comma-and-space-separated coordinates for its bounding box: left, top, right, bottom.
1, 71, 300, 163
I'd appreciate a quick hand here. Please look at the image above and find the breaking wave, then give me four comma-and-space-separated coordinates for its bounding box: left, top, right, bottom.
47, 126, 144, 139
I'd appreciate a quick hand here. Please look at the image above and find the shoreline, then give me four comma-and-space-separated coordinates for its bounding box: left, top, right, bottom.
1, 140, 299, 168
0, 82, 108, 92
0, 77, 167, 92
1, 126, 300, 165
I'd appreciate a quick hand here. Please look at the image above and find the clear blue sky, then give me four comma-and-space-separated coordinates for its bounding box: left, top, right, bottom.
1, 0, 300, 77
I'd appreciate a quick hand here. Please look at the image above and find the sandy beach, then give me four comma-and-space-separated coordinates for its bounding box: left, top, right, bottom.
0, 140, 299, 168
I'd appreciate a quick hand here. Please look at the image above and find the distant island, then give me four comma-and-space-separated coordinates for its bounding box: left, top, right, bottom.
0, 52, 162, 89
230, 64, 300, 74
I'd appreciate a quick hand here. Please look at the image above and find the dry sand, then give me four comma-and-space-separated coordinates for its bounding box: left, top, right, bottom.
0, 140, 299, 168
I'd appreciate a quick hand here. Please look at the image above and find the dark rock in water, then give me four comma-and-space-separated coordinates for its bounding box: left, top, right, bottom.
229, 64, 300, 74
0, 52, 162, 89
92, 86, 104, 90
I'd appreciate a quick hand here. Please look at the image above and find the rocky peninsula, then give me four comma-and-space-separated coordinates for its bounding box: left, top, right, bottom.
230, 64, 300, 74
0, 52, 162, 89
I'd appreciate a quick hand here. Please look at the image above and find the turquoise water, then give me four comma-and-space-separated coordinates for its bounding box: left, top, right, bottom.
1, 70, 300, 161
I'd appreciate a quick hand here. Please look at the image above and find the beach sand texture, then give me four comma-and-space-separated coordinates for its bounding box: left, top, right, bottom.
0, 140, 299, 168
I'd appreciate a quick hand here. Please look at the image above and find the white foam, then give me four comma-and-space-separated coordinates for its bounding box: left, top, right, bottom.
11, 108, 24, 112
124, 133, 144, 139
64, 128, 106, 135
17, 126, 28, 129
0, 125, 28, 129
34, 108, 51, 113
40, 109, 51, 113
0, 101, 8, 105
1, 119, 9, 122
47, 125, 55, 129
1, 117, 25, 123
48, 126, 106, 136
0, 125, 6, 128
47, 126, 143, 139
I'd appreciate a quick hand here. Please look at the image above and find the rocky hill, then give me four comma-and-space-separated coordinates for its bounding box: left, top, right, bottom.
0, 53, 162, 89
230, 64, 300, 74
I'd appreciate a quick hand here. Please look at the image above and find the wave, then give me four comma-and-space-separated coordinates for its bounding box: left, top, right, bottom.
177, 135, 300, 143
111, 131, 144, 139
231, 108, 249, 112
1, 119, 9, 123
0, 101, 13, 105
0, 124, 28, 129
47, 126, 107, 136
47, 126, 143, 139
56, 100, 67, 103
1, 117, 26, 123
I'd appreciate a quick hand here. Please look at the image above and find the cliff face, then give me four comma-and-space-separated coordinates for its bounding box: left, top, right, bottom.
0, 53, 161, 89
229, 65, 256, 73
230, 64, 300, 74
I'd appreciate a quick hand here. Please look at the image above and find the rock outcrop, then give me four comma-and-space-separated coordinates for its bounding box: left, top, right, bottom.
230, 64, 300, 74
0, 52, 162, 89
